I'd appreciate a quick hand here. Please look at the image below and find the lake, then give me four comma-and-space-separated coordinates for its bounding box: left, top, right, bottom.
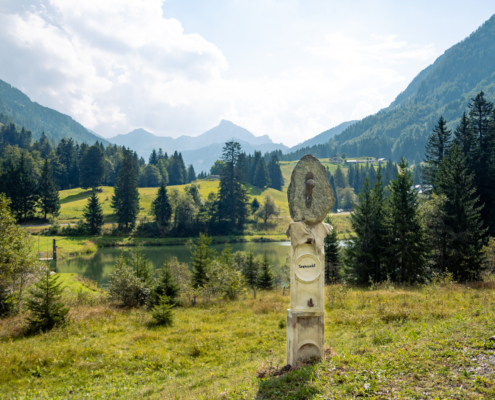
54, 241, 292, 286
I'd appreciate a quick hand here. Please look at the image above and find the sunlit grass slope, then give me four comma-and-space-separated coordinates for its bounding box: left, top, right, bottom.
1, 280, 495, 399
57, 180, 291, 223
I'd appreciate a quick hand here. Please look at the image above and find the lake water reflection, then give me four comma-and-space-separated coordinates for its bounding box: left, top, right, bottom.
54, 241, 292, 286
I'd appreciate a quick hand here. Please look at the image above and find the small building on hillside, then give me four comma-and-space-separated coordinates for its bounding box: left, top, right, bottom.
329, 157, 343, 163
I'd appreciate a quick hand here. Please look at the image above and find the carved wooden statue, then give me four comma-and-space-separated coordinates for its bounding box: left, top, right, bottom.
286, 154, 335, 365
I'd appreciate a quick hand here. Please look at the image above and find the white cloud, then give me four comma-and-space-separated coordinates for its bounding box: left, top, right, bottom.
0, 1, 437, 147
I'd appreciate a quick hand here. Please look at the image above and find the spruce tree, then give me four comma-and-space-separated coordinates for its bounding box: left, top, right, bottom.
384, 157, 427, 283
26, 270, 69, 332
152, 181, 172, 229
243, 250, 260, 298
216, 141, 250, 231
38, 158, 60, 220
187, 164, 196, 183
453, 112, 475, 160
80, 145, 105, 189
324, 216, 340, 283
469, 92, 495, 234
267, 155, 284, 190
328, 173, 339, 212
250, 198, 260, 214
149, 149, 158, 165
150, 259, 180, 306
253, 157, 270, 188
257, 254, 274, 290
15, 153, 38, 221
111, 149, 140, 232
333, 165, 348, 188
346, 175, 386, 284
83, 189, 104, 235
434, 145, 486, 281
249, 151, 262, 184
191, 233, 213, 288
422, 116, 452, 186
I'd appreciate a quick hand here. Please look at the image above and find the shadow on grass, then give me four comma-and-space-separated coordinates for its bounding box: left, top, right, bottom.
60, 190, 93, 205
255, 361, 321, 400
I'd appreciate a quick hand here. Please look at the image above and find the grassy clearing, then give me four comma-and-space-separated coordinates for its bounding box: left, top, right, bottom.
1, 277, 495, 399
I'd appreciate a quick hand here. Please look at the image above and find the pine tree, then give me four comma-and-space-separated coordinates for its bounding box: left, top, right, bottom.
16, 153, 38, 221
324, 216, 340, 283
152, 181, 172, 229
434, 145, 486, 281
149, 149, 159, 165
191, 233, 213, 289
38, 158, 60, 220
328, 173, 339, 212
267, 155, 284, 190
422, 116, 452, 186
253, 157, 270, 188
453, 112, 475, 160
469, 92, 495, 234
150, 259, 180, 306
333, 165, 348, 188
216, 141, 250, 231
250, 198, 260, 214
150, 296, 174, 326
187, 164, 196, 183
242, 250, 260, 298
346, 174, 386, 284
384, 157, 427, 283
257, 254, 274, 289
111, 149, 140, 231
83, 189, 104, 235
26, 270, 69, 332
249, 151, 262, 184
79, 145, 105, 189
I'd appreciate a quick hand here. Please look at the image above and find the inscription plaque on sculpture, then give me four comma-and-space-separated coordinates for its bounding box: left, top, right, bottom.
286, 154, 334, 366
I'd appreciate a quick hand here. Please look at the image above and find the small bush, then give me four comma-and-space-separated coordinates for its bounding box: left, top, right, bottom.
150, 296, 174, 326
108, 256, 150, 307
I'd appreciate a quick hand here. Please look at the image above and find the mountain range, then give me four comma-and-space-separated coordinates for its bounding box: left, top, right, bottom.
2, 14, 495, 171
284, 14, 495, 163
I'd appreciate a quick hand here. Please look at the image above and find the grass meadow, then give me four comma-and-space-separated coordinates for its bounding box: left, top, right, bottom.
1, 274, 495, 399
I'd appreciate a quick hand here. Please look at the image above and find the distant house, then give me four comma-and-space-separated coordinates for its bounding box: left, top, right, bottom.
329, 157, 343, 163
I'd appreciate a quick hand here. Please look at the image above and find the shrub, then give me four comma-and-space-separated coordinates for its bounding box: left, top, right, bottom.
150, 296, 174, 326
108, 256, 150, 307
26, 270, 69, 332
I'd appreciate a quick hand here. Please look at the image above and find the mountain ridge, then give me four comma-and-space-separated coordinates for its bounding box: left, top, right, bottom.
283, 14, 495, 163
0, 79, 107, 145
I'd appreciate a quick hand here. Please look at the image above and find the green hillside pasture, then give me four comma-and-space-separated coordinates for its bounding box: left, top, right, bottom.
1, 281, 495, 399
57, 180, 290, 223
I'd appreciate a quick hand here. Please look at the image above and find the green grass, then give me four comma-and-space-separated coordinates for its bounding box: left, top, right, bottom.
55, 180, 291, 224
2, 280, 495, 399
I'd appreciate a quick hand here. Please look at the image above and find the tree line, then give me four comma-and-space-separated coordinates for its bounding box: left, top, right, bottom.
332, 91, 494, 284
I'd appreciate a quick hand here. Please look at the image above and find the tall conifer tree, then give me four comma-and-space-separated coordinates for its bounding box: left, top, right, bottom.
253, 157, 270, 188
267, 155, 284, 190
191, 233, 213, 289
152, 181, 172, 230
111, 149, 139, 232
217, 141, 250, 231
384, 158, 426, 283
422, 116, 452, 186
434, 145, 486, 281
84, 189, 104, 235
38, 158, 60, 220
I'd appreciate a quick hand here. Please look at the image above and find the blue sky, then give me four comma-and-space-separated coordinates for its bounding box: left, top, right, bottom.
0, 0, 494, 146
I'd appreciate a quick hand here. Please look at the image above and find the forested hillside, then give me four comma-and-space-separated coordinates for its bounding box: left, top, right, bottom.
283, 14, 495, 163
0, 79, 106, 145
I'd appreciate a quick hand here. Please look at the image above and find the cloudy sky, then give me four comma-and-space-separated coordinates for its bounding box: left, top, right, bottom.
0, 0, 494, 146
